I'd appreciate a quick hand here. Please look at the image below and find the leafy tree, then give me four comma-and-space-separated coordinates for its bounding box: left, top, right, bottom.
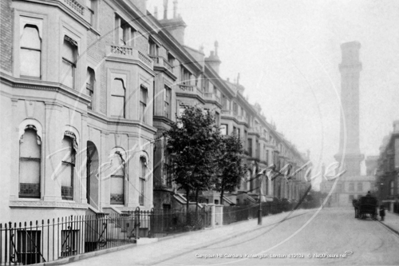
215, 134, 246, 205
164, 104, 220, 216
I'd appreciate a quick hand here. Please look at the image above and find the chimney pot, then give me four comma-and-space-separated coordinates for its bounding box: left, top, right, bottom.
393, 120, 399, 133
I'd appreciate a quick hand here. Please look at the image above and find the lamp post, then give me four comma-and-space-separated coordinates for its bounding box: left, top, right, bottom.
257, 167, 275, 226
258, 172, 263, 225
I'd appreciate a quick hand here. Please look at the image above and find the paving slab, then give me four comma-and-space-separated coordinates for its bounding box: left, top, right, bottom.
67, 208, 313, 266
381, 211, 399, 234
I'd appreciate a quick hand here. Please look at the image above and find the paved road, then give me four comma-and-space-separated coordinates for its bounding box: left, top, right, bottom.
69, 208, 399, 266
154, 208, 399, 266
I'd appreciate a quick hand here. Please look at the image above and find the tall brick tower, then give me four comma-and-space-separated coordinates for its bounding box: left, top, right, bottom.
335, 41, 364, 178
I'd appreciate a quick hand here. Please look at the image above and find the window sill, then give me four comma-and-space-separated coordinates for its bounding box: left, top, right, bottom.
9, 199, 87, 209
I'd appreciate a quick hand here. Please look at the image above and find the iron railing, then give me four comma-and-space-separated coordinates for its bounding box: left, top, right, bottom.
0, 209, 152, 265
223, 201, 305, 225
393, 202, 399, 214
0, 207, 212, 265
151, 207, 212, 237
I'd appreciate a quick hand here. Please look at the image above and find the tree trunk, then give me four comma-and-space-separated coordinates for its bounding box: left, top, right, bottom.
195, 189, 200, 227
220, 182, 225, 206
186, 187, 190, 225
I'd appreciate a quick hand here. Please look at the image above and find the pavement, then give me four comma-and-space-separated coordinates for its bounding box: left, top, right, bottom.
380, 210, 399, 234
49, 208, 399, 266
65, 208, 313, 266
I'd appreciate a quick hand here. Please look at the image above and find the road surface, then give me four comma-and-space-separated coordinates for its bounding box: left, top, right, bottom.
153, 208, 399, 266
69, 208, 399, 266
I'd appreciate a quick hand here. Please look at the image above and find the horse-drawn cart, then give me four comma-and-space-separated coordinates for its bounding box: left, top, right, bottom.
353, 195, 378, 220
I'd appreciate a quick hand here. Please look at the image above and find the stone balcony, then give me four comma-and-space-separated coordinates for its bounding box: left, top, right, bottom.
150, 56, 174, 73
63, 0, 84, 15
178, 84, 204, 97
204, 92, 221, 104
107, 45, 153, 68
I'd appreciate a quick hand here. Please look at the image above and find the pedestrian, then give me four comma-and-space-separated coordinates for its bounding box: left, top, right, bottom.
379, 205, 386, 221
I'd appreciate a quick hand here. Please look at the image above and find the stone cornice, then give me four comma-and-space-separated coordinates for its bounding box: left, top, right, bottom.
153, 115, 174, 127
105, 56, 155, 77
20, 0, 91, 30
87, 111, 158, 136
204, 98, 222, 109
153, 66, 177, 81
175, 92, 205, 104
0, 72, 91, 105
220, 114, 249, 127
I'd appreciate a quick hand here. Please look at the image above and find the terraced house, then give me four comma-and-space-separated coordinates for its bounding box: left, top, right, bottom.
376, 121, 399, 212
0, 0, 310, 223
0, 0, 157, 223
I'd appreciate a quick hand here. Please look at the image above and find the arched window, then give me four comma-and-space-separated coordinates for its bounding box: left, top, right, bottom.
110, 152, 125, 205
20, 25, 41, 77
19, 126, 41, 198
139, 157, 147, 206
61, 134, 76, 200
61, 36, 78, 88
111, 78, 126, 117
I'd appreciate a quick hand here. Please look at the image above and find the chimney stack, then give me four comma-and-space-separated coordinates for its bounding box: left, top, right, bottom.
163, 0, 168, 19
159, 0, 186, 44
205, 41, 222, 74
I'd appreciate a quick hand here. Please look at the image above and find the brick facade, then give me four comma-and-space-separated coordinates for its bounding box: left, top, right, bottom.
1, 0, 13, 72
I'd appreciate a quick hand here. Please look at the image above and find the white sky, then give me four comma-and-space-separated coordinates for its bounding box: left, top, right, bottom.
147, 0, 399, 186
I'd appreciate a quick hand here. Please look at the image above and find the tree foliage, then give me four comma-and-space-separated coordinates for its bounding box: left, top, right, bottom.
215, 134, 246, 204
164, 105, 221, 211
164, 104, 246, 209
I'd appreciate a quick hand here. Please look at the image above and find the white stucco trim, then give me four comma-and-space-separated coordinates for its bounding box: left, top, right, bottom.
109, 147, 127, 162
19, 119, 43, 144
62, 125, 80, 147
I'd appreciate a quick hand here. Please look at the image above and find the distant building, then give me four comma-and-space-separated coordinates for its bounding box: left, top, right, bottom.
321, 41, 376, 206
376, 121, 399, 211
